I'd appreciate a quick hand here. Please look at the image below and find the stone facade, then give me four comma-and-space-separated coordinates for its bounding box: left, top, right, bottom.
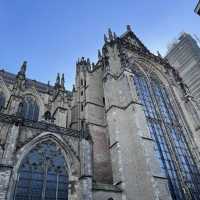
0, 26, 200, 200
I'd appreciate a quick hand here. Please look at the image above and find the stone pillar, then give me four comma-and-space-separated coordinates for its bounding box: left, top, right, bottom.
54, 107, 68, 127
102, 40, 172, 199
84, 68, 113, 183
79, 138, 93, 200
0, 165, 12, 200
2, 125, 20, 165
0, 124, 20, 200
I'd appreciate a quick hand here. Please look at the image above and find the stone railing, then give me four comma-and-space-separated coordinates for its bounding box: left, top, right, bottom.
0, 112, 87, 139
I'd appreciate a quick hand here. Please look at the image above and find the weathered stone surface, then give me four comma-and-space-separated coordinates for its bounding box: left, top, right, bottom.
0, 27, 200, 200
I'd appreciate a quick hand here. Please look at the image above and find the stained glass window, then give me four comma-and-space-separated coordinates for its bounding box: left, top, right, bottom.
0, 92, 5, 111
14, 141, 69, 200
133, 69, 200, 200
20, 96, 39, 121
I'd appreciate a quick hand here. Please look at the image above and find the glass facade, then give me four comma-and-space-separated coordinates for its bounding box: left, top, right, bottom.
133, 68, 200, 200
14, 141, 68, 200
21, 96, 39, 121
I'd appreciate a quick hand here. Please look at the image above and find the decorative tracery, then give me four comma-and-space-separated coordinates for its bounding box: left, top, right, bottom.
20, 96, 39, 121
0, 92, 5, 111
133, 68, 200, 200
14, 140, 69, 200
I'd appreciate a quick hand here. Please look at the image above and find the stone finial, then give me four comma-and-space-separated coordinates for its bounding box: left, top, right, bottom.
19, 61, 27, 75
61, 73, 65, 89
55, 73, 60, 87
113, 32, 117, 40
157, 51, 162, 58
87, 58, 90, 65
92, 62, 95, 70
98, 49, 102, 59
104, 34, 108, 43
127, 25, 132, 32
108, 28, 113, 41
72, 84, 76, 92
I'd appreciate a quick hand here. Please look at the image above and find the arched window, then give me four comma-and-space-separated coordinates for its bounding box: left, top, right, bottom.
133, 68, 200, 200
21, 96, 39, 121
14, 141, 69, 200
0, 92, 5, 111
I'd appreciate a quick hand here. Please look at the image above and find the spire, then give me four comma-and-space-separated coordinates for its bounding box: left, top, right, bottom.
18, 61, 27, 76
104, 34, 108, 43
47, 81, 50, 93
87, 58, 90, 65
61, 73, 65, 89
126, 25, 132, 32
98, 49, 102, 60
108, 28, 113, 41
72, 84, 76, 92
157, 51, 162, 58
14, 61, 27, 91
55, 73, 60, 88
113, 32, 117, 40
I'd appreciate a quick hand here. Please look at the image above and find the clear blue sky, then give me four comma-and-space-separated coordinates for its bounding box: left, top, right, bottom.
0, 0, 199, 89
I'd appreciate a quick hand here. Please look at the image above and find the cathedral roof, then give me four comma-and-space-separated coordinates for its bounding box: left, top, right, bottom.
0, 69, 72, 96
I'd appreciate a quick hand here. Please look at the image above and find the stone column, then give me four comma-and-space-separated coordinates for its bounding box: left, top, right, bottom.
2, 125, 20, 165
54, 107, 68, 127
0, 165, 12, 200
79, 138, 93, 200
0, 124, 20, 200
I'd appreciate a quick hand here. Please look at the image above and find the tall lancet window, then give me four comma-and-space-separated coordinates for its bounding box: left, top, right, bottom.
133, 67, 200, 200
0, 92, 5, 111
14, 141, 69, 200
20, 96, 39, 121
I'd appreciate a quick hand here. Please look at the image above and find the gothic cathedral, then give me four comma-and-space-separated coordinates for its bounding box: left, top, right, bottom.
0, 26, 200, 200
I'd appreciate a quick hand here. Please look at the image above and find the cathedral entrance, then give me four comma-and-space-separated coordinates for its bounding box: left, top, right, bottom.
13, 140, 69, 200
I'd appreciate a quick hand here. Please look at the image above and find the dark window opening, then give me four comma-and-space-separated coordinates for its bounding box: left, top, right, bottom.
81, 103, 84, 111
20, 96, 39, 121
14, 141, 69, 200
103, 97, 105, 106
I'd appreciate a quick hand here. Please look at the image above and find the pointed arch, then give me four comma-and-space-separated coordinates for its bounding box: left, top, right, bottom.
132, 60, 200, 199
22, 88, 45, 120
19, 95, 39, 121
8, 132, 80, 200
132, 57, 170, 86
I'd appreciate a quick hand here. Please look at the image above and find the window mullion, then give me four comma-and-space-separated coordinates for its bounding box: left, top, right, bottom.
149, 79, 192, 200
160, 85, 200, 194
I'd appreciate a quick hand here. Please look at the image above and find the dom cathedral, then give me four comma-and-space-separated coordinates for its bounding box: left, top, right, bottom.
0, 25, 200, 200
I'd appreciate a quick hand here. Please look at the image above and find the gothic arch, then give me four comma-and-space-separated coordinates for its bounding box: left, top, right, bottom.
8, 132, 80, 200
132, 57, 170, 87
22, 88, 45, 120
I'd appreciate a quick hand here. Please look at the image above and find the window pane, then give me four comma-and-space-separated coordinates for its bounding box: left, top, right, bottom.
14, 141, 68, 200
133, 71, 200, 200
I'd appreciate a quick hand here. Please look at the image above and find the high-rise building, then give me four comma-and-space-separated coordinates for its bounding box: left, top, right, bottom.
166, 33, 200, 101
0, 26, 200, 200
195, 1, 200, 15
